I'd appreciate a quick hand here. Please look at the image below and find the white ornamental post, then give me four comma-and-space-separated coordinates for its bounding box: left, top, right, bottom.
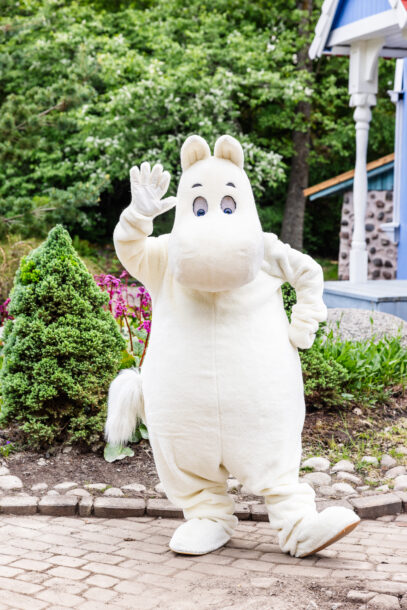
348, 39, 383, 283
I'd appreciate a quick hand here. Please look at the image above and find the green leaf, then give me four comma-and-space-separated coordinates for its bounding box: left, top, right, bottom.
139, 423, 149, 440
119, 350, 136, 370
104, 443, 134, 463
130, 428, 142, 443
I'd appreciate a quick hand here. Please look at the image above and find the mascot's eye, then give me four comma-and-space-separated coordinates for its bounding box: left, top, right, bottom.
221, 196, 236, 215
193, 197, 208, 217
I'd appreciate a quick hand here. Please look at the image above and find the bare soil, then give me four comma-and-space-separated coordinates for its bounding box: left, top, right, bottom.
8, 440, 159, 492
4, 391, 407, 494
302, 388, 407, 451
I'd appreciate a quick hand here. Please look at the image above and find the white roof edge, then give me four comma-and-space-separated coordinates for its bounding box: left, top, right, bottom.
394, 0, 407, 28
309, 0, 340, 59
329, 45, 407, 58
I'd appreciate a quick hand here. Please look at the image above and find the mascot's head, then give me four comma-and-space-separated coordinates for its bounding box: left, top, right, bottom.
168, 135, 264, 292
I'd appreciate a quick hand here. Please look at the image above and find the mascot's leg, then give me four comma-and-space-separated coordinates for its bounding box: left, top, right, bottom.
224, 437, 359, 559
105, 368, 145, 445
264, 483, 360, 558
148, 432, 237, 555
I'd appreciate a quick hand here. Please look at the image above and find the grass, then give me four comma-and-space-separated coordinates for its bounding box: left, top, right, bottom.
0, 440, 14, 458
316, 257, 338, 281
0, 234, 38, 303
314, 328, 407, 405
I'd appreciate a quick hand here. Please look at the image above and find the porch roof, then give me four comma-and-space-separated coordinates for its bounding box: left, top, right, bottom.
304, 153, 394, 200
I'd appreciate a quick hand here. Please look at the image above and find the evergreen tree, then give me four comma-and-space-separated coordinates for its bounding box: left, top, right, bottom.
0, 225, 125, 449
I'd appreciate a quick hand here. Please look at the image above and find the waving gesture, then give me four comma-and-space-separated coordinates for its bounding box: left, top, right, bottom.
130, 162, 176, 218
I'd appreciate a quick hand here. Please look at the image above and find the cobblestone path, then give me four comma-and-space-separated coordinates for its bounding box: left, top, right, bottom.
0, 514, 406, 609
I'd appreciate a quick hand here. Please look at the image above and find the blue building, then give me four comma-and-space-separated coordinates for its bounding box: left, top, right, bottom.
311, 0, 407, 319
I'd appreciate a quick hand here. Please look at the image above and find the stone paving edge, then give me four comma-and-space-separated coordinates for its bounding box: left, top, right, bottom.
0, 490, 405, 520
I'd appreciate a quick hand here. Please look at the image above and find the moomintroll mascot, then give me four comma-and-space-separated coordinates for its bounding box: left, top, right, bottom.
106, 134, 360, 558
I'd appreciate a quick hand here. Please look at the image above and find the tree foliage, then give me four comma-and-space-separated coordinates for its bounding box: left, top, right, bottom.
0, 225, 125, 449
0, 0, 396, 252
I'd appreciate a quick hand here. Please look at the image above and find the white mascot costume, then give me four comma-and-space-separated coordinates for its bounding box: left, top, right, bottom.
106, 135, 360, 558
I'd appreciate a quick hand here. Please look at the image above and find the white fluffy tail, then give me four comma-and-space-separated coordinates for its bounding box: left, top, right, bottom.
105, 368, 144, 445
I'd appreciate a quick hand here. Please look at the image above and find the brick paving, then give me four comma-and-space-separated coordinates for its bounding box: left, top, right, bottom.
0, 515, 405, 608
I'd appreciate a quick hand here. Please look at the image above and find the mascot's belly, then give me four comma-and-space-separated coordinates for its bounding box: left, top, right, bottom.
142, 269, 305, 437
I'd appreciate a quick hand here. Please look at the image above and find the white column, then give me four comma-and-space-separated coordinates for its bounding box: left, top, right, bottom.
349, 98, 372, 282
348, 39, 383, 283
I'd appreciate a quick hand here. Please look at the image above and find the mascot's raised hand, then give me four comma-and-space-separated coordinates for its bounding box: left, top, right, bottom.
105, 161, 175, 448
130, 162, 176, 218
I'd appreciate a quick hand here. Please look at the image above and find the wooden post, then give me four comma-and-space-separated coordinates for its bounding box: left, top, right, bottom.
348, 38, 383, 283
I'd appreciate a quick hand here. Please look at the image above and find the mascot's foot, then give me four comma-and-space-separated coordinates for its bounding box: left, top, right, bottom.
288, 507, 360, 558
169, 518, 230, 555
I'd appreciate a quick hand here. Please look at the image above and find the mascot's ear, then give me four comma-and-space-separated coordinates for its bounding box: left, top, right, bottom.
181, 135, 211, 171
214, 135, 244, 169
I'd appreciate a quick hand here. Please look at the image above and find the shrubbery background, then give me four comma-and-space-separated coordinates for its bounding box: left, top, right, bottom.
0, 0, 395, 256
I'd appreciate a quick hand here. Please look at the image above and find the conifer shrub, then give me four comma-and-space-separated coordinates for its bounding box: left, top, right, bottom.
0, 225, 125, 449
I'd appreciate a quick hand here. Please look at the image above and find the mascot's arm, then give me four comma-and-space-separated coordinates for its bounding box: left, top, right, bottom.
263, 233, 327, 349
113, 162, 176, 293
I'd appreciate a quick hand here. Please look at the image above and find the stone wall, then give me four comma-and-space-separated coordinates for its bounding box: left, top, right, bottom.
338, 190, 398, 280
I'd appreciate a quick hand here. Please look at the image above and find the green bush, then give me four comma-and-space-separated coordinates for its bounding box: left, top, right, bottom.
301, 330, 407, 410
0, 225, 125, 449
282, 283, 349, 408
301, 342, 350, 409
317, 330, 407, 403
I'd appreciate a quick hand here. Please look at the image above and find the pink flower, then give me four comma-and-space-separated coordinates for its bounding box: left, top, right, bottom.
141, 320, 151, 333
0, 298, 12, 325
93, 272, 152, 359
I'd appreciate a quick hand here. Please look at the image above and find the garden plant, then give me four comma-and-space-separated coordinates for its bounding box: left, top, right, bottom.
0, 225, 125, 449
94, 270, 151, 461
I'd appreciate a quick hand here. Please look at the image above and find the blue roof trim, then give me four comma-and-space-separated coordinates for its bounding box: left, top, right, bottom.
366, 162, 395, 179
309, 162, 394, 201
331, 0, 390, 30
